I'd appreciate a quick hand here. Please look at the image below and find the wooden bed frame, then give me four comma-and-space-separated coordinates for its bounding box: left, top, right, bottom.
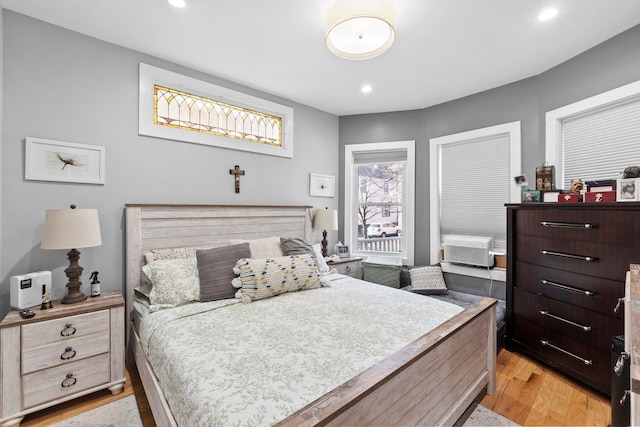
125, 204, 496, 426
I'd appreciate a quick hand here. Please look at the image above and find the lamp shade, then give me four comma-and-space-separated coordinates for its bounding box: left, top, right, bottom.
41, 208, 102, 250
313, 208, 338, 231
326, 0, 395, 60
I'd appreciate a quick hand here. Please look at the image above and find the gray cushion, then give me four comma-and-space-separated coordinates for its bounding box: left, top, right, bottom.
196, 243, 251, 302
280, 237, 315, 256
363, 262, 402, 288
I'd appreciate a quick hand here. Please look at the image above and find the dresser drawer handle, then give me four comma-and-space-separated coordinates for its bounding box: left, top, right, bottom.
345, 265, 351, 272
60, 324, 76, 337
61, 373, 77, 388
541, 221, 595, 229
614, 297, 625, 314
541, 250, 596, 262
61, 347, 77, 360
540, 340, 593, 366
539, 310, 592, 332
540, 279, 595, 296
614, 352, 629, 376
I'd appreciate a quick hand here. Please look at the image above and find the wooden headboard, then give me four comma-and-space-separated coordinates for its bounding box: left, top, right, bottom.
124, 204, 312, 342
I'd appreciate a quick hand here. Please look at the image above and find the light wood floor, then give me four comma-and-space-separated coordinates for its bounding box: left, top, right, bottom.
20, 349, 611, 427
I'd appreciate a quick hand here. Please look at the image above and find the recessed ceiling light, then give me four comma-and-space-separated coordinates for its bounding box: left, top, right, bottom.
538, 8, 558, 21
169, 0, 186, 8
361, 85, 373, 93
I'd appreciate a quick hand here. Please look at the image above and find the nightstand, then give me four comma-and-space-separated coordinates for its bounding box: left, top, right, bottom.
328, 257, 363, 279
0, 292, 125, 427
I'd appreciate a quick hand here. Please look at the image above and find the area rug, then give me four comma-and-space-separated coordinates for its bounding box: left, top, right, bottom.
461, 402, 520, 426
49, 395, 142, 427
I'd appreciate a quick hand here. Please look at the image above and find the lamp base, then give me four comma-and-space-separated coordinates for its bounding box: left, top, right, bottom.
321, 229, 329, 257
61, 248, 88, 304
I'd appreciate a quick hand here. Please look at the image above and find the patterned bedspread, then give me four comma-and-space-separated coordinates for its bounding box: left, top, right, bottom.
139, 274, 463, 427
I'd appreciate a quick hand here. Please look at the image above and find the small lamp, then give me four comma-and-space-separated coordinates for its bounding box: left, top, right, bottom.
313, 208, 338, 257
41, 205, 102, 304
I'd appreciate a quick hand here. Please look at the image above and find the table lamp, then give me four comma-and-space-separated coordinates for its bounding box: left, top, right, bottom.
41, 205, 102, 304
313, 207, 338, 257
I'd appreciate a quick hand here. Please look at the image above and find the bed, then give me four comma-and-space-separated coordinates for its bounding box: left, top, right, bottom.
125, 204, 497, 426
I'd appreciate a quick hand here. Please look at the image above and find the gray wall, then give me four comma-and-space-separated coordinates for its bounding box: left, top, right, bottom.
340, 24, 640, 266
1, 11, 339, 317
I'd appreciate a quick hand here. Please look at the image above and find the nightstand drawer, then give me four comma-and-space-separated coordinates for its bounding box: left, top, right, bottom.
22, 310, 109, 350
22, 353, 110, 409
22, 332, 110, 374
334, 262, 358, 277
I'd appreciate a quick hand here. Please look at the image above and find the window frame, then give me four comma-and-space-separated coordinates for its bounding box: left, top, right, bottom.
429, 122, 521, 268
139, 63, 294, 158
545, 80, 640, 188
344, 141, 415, 265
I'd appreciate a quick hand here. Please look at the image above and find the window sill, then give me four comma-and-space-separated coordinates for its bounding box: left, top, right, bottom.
440, 262, 506, 282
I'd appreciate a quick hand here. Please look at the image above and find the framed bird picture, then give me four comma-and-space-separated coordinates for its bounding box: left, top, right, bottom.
25, 137, 105, 184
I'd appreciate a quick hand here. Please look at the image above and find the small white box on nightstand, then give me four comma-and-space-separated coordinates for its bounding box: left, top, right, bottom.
10, 271, 51, 309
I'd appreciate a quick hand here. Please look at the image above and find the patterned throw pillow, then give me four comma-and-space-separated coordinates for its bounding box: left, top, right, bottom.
409, 265, 448, 295
234, 254, 327, 303
142, 258, 200, 310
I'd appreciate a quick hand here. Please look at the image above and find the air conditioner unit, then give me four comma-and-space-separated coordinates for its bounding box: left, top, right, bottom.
444, 235, 494, 267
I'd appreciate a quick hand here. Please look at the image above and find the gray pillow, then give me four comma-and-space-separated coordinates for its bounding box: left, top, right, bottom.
196, 243, 251, 302
280, 237, 315, 256
363, 262, 402, 288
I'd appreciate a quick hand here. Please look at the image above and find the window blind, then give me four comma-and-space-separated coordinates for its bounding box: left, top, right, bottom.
440, 134, 510, 251
353, 150, 407, 164
563, 96, 640, 188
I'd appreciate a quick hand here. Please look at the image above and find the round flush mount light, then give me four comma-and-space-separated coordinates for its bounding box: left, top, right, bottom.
326, 0, 396, 60
538, 8, 558, 21
361, 85, 373, 93
168, 0, 186, 8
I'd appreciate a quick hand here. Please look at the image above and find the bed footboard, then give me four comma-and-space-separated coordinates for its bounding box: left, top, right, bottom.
277, 297, 497, 426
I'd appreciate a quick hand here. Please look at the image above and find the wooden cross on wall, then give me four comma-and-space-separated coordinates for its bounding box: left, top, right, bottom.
229, 165, 245, 193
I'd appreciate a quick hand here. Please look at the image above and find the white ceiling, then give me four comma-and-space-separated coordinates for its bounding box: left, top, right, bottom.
2, 0, 640, 116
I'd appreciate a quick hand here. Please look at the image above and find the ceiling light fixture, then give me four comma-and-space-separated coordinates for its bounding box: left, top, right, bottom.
538, 8, 558, 21
168, 0, 186, 8
326, 0, 396, 60
361, 85, 372, 93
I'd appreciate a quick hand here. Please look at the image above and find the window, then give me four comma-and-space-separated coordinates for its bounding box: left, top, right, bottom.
139, 63, 294, 158
546, 80, 640, 188
429, 122, 521, 265
344, 141, 415, 265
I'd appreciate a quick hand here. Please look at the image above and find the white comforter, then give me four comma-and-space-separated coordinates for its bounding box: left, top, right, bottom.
139, 274, 463, 427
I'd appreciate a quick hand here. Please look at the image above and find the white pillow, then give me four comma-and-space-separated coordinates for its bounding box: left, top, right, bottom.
409, 265, 448, 295
142, 258, 200, 311
312, 243, 330, 274
228, 237, 283, 259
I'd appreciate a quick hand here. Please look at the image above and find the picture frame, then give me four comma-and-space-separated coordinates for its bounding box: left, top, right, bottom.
541, 190, 562, 202
514, 174, 528, 187
336, 244, 350, 258
585, 179, 617, 193
25, 137, 105, 184
522, 190, 541, 203
617, 178, 638, 201
309, 173, 335, 198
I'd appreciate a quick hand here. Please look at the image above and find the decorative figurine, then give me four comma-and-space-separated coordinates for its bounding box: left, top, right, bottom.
40, 292, 53, 310
570, 179, 584, 194
90, 271, 101, 297
622, 166, 640, 179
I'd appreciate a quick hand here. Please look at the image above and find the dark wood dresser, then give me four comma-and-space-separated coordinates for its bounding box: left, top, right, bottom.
506, 202, 640, 395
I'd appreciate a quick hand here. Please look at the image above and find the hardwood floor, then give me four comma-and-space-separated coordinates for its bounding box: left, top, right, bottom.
19, 349, 611, 427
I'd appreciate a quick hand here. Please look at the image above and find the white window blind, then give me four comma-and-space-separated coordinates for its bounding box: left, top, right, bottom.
562, 96, 640, 188
440, 134, 510, 250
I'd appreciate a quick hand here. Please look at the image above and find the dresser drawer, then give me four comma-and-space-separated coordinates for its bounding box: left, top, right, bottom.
512, 316, 610, 390
333, 261, 361, 278
22, 332, 110, 374
513, 261, 624, 317
22, 310, 109, 351
512, 288, 622, 351
514, 209, 640, 245
514, 235, 636, 281
22, 353, 110, 409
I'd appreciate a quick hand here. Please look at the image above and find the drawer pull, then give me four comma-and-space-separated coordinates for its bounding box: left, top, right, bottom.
61, 347, 77, 360
541, 221, 595, 229
60, 324, 76, 337
614, 297, 625, 314
345, 265, 351, 272
614, 352, 629, 376
540, 279, 595, 296
541, 250, 596, 262
540, 340, 593, 366
539, 310, 592, 332
61, 373, 77, 388
621, 390, 630, 406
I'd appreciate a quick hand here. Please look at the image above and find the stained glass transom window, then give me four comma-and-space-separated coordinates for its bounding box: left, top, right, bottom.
154, 85, 283, 147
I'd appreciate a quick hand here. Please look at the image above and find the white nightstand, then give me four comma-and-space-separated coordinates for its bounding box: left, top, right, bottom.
0, 292, 125, 427
327, 257, 363, 279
